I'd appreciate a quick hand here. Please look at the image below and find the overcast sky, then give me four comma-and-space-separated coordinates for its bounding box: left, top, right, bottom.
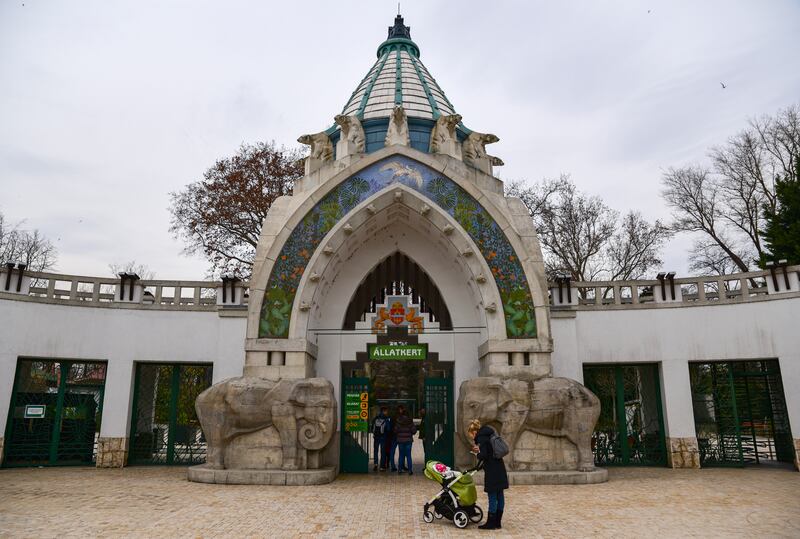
2, 0, 799, 279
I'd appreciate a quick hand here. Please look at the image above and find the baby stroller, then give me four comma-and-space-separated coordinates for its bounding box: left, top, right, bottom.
422, 461, 484, 528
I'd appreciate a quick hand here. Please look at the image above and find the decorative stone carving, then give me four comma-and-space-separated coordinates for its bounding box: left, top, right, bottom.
195, 377, 336, 471
334, 114, 365, 160
429, 114, 463, 160
384, 104, 410, 147
462, 131, 502, 175
297, 132, 333, 174
458, 376, 600, 472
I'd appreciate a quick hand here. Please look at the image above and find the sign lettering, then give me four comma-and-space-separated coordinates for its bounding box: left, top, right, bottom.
368, 343, 427, 361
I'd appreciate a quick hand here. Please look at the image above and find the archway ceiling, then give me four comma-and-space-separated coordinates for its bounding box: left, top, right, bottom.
302, 191, 495, 339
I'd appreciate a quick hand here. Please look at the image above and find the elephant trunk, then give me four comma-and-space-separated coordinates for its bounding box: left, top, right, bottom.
298, 418, 333, 450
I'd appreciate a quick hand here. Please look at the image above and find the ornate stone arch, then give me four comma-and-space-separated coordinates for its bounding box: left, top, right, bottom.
245, 146, 552, 380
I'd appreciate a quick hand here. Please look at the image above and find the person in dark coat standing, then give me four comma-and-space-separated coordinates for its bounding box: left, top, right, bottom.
470, 421, 508, 530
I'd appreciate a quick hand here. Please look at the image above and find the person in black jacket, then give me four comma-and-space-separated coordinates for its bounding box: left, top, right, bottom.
470, 422, 508, 530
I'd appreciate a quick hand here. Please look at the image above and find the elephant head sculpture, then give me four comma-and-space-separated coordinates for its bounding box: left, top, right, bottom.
196, 377, 336, 471
458, 376, 600, 472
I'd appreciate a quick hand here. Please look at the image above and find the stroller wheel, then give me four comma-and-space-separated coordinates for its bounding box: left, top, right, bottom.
422, 510, 434, 523
434, 511, 443, 519
453, 510, 469, 529
469, 505, 484, 523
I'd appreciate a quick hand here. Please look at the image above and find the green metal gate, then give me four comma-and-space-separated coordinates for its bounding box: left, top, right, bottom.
3, 359, 107, 467
128, 363, 213, 465
690, 360, 795, 467
340, 376, 370, 473
423, 377, 454, 467
583, 364, 667, 466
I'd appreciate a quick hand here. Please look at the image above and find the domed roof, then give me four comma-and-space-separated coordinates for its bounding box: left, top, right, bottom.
339, 15, 457, 121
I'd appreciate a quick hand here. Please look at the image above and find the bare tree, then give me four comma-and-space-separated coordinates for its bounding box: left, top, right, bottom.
0, 212, 58, 271
507, 177, 669, 282
169, 141, 304, 278
606, 212, 671, 281
662, 103, 799, 273
109, 261, 155, 280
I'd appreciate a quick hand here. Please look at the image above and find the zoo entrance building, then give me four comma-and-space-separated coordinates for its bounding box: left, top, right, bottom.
1, 16, 798, 483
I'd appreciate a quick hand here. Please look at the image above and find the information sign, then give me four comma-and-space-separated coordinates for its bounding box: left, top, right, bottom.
24, 404, 46, 419
344, 391, 369, 432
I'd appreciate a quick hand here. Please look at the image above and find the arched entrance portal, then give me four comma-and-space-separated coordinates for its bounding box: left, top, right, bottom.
338, 251, 458, 473
240, 150, 554, 481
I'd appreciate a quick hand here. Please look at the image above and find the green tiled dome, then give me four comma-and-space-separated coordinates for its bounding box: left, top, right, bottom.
340, 15, 457, 122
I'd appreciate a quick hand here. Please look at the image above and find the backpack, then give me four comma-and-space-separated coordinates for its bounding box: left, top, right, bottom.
490, 430, 510, 459
373, 417, 388, 436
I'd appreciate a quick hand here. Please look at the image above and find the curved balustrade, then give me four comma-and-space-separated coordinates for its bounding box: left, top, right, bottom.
1, 265, 798, 312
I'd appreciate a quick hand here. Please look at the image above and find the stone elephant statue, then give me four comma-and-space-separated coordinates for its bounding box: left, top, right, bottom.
195, 377, 336, 471
458, 376, 600, 472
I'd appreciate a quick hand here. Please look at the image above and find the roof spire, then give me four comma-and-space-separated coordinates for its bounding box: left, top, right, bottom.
388, 13, 411, 40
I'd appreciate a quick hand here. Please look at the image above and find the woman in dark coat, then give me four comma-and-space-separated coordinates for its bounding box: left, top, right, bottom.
472, 424, 508, 530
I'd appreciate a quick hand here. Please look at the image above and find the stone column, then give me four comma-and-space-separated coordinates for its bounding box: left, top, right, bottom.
96, 360, 135, 468
660, 360, 700, 468
243, 339, 318, 380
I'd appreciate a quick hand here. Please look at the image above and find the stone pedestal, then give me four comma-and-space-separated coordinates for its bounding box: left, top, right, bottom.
188, 465, 336, 485
765, 268, 799, 294
473, 468, 608, 485
96, 437, 128, 468
244, 338, 318, 380
550, 285, 579, 306
1, 266, 31, 295
667, 437, 701, 469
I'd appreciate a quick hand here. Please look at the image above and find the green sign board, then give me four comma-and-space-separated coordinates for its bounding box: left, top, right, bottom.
368, 343, 428, 361
344, 391, 369, 432
24, 404, 46, 419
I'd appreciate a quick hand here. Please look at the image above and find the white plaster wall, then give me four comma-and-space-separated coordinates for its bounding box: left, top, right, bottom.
2, 292, 799, 452
0, 299, 246, 438
550, 296, 800, 440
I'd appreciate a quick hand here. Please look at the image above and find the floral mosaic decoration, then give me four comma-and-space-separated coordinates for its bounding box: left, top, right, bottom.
259, 156, 537, 339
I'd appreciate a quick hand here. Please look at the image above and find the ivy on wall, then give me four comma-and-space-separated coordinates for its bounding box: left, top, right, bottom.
259, 156, 537, 339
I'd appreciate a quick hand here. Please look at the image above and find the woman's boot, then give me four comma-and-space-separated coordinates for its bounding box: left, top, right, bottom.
496, 509, 503, 529
478, 512, 497, 530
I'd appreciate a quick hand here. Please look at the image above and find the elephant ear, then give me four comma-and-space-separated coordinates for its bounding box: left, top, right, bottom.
288, 381, 315, 407
488, 382, 514, 409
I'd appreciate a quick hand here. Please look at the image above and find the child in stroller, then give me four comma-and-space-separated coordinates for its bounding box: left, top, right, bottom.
422, 461, 484, 529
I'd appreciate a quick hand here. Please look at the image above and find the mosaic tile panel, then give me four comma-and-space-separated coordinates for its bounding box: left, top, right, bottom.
259, 156, 536, 339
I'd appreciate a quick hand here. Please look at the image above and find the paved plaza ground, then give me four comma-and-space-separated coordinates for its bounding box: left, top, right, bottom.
0, 465, 798, 538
